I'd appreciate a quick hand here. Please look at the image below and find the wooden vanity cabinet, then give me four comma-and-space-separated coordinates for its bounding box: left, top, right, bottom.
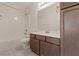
30, 33, 60, 56
30, 34, 35, 38
30, 34, 40, 55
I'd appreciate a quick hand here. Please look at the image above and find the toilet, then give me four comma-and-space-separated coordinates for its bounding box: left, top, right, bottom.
21, 38, 30, 48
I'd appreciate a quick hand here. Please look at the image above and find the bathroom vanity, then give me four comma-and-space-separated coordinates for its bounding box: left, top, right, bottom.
30, 32, 60, 56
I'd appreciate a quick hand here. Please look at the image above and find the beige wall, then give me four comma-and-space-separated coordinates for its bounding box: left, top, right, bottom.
38, 3, 60, 33
25, 3, 38, 34
0, 4, 25, 41
0, 2, 60, 42
0, 3, 38, 42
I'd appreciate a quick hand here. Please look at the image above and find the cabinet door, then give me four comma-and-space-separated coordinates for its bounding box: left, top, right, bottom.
61, 5, 79, 55
30, 38, 39, 55
40, 41, 46, 56
45, 43, 60, 56
40, 41, 60, 56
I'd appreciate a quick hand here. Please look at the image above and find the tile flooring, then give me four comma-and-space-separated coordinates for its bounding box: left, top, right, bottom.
0, 39, 38, 56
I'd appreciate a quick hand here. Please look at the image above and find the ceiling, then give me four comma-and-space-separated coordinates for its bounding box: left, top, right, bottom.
0, 2, 36, 11
4, 2, 33, 8
0, 2, 59, 11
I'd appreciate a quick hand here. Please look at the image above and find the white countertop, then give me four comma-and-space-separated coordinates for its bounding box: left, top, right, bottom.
31, 32, 60, 38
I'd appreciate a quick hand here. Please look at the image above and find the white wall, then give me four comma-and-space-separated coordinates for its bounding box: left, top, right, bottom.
25, 3, 38, 35
0, 2, 60, 42
38, 3, 60, 33
0, 4, 25, 42
0, 3, 39, 42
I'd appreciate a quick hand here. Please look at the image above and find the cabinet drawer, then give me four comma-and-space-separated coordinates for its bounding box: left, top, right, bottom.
40, 41, 46, 56
30, 34, 35, 39
45, 42, 60, 56
46, 37, 60, 45
40, 41, 60, 56
36, 35, 45, 41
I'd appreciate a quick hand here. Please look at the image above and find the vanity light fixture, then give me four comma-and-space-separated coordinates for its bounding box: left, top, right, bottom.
38, 2, 56, 11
